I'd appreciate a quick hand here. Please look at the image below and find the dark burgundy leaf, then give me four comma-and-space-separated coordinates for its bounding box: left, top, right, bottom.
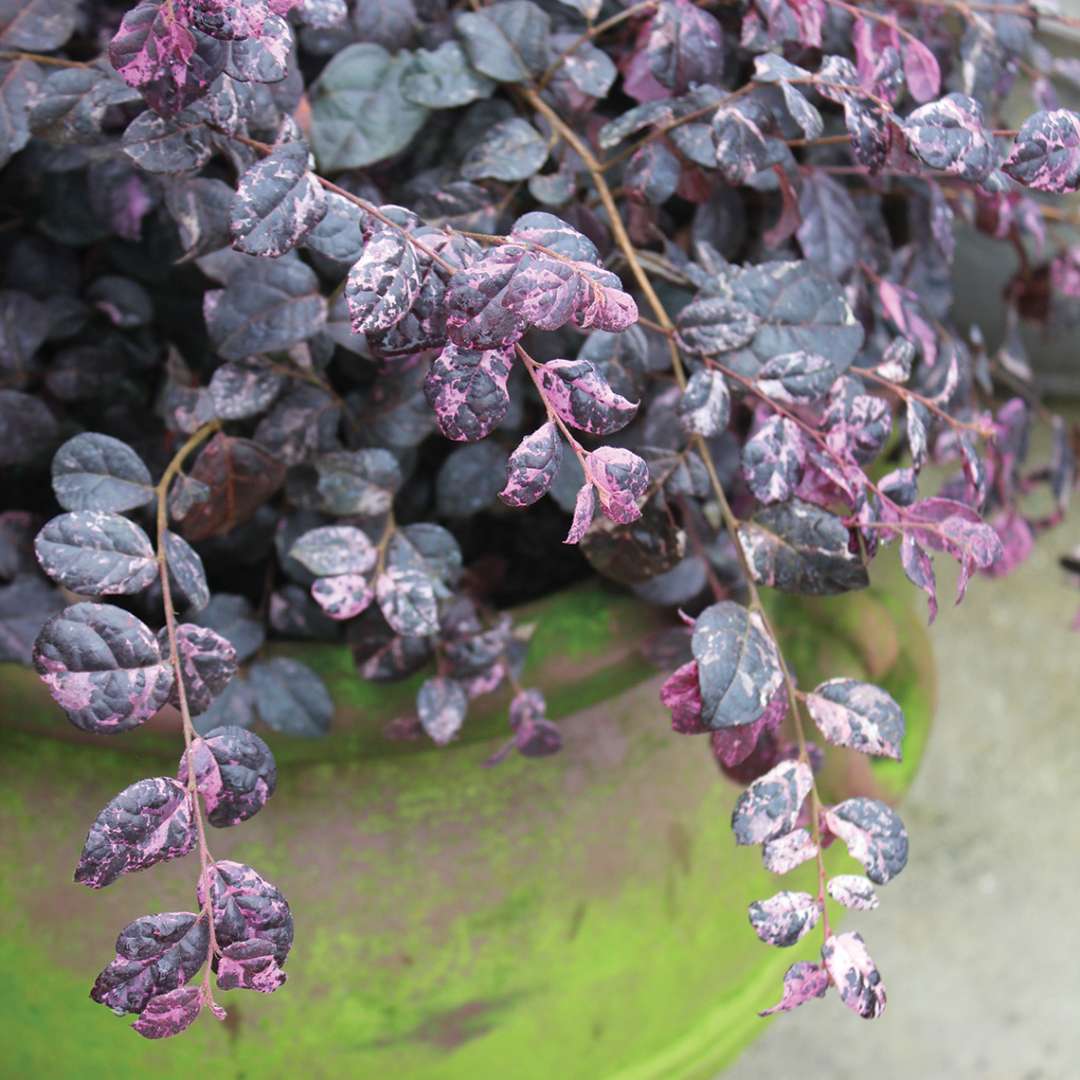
91, 911, 208, 1014
805, 678, 903, 759
76, 777, 195, 889
197, 860, 293, 965
710, 683, 787, 767
822, 932, 886, 1019
902, 39, 941, 103
691, 601, 783, 729
0, 575, 63, 663
748, 890, 820, 947
825, 797, 908, 884
797, 172, 861, 280
178, 724, 277, 827
180, 434, 285, 542
742, 417, 805, 504
424, 343, 513, 442
500, 421, 562, 507
731, 759, 813, 845
647, 0, 725, 93
1002, 109, 1080, 193
624, 140, 681, 206
35, 511, 157, 596
660, 659, 707, 734
436, 440, 509, 518
0, 388, 57, 465
759, 961, 829, 1016
249, 656, 332, 736
51, 433, 153, 513
161, 623, 237, 715
828, 874, 880, 910
132, 985, 202, 1039
737, 498, 868, 595
290, 525, 376, 577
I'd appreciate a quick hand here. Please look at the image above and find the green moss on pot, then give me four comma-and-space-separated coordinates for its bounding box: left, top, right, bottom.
0, 581, 933, 1079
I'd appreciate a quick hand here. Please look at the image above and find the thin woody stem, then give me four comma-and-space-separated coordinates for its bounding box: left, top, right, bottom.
154, 419, 223, 1007
515, 344, 590, 467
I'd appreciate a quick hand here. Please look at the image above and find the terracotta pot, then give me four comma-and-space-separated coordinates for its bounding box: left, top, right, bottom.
0, 581, 934, 1079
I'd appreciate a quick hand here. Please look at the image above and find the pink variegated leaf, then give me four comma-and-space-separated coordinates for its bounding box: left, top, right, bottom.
290, 525, 376, 577
712, 104, 769, 185
536, 358, 638, 436
677, 368, 731, 436
875, 337, 915, 383
500, 422, 562, 508
758, 961, 830, 1016
762, 826, 818, 874
217, 938, 287, 993
564, 482, 595, 544
92, 912, 209, 1016
748, 890, 820, 947
805, 678, 904, 760
900, 532, 937, 623
178, 725, 276, 828
346, 227, 421, 335
660, 659, 708, 734
825, 797, 908, 884
742, 416, 805, 504
416, 675, 467, 746
1003, 109, 1080, 194
311, 573, 373, 620
732, 759, 813, 846
903, 93, 994, 183
828, 874, 880, 910
822, 931, 887, 1018
198, 860, 293, 966
161, 623, 237, 716
424, 342, 513, 442
132, 985, 203, 1039
586, 446, 648, 525
76, 777, 196, 889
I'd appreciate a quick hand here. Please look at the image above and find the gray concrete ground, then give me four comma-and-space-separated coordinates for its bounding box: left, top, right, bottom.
725, 464, 1080, 1079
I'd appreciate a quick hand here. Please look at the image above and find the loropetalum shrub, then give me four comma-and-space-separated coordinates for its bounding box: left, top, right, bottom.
1, 0, 1079, 1040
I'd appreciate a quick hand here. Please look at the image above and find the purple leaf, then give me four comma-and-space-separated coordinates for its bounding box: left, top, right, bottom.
587, 446, 648, 525
692, 601, 783, 730
230, 142, 327, 258
845, 99, 891, 175
376, 565, 439, 637
903, 93, 994, 182
624, 140, 681, 206
536, 358, 638, 436
825, 797, 908, 884
902, 39, 941, 103
731, 759, 813, 846
876, 337, 915, 383
762, 826, 818, 874
76, 777, 196, 889
1003, 109, 1080, 193
198, 860, 293, 966
677, 369, 730, 437
748, 890, 820, 947
314, 449, 402, 518
712, 104, 768, 185
742, 417, 805, 504
509, 688, 562, 757
758, 961, 829, 1016
416, 675, 468, 745
34, 511, 157, 596
564, 482, 595, 544
50, 433, 153, 513
822, 931, 886, 1018
757, 351, 838, 405
424, 342, 514, 442
805, 678, 904, 760
311, 572, 373, 620
178, 725, 277, 827
711, 683, 788, 767
289, 525, 376, 577
900, 532, 937, 622
161, 623, 237, 716
660, 659, 708, 734
346, 227, 421, 335
500, 421, 562, 507
217, 939, 286, 993
248, 656, 332, 737
132, 985, 203, 1039
0, 0, 77, 51
906, 399, 930, 470
33, 603, 174, 734
91, 911, 209, 1014
827, 874, 880, 910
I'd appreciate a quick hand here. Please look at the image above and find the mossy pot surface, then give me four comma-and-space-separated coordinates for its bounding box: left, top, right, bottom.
0, 581, 934, 1079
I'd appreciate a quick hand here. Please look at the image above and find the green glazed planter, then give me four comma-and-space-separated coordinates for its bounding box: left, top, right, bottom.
0, 580, 934, 1080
